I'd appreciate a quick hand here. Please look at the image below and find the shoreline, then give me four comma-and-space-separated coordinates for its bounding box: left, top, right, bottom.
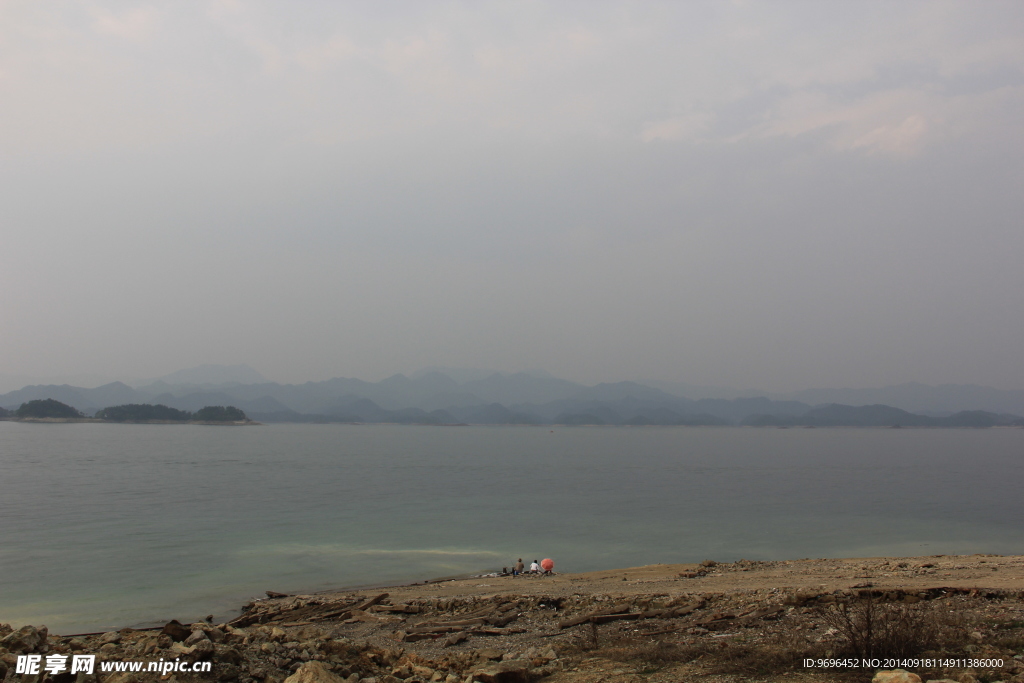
6, 554, 1024, 682
27, 553, 1024, 636
0, 417, 260, 425
296, 552, 1024, 606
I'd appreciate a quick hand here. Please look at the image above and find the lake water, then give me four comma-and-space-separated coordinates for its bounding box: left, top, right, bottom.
1, 422, 1022, 634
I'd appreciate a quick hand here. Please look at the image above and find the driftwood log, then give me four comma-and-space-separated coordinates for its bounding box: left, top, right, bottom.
558, 600, 706, 629
354, 593, 389, 611
557, 603, 633, 629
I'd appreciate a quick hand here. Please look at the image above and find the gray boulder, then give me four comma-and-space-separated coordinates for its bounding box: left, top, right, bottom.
98, 631, 121, 644
185, 629, 210, 646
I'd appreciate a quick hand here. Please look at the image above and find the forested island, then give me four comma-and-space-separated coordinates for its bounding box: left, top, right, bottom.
3, 399, 253, 424
15, 398, 85, 419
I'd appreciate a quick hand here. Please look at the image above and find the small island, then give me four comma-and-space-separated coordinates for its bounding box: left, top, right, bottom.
2, 399, 257, 424
15, 398, 85, 419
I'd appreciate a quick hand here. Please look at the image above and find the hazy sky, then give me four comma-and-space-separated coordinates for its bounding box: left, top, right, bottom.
2, 1, 1023, 392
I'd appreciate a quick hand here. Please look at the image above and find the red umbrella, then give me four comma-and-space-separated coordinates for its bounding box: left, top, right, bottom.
541, 558, 554, 571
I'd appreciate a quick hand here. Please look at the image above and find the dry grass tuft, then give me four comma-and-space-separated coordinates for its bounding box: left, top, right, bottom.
587, 629, 826, 677
816, 596, 967, 660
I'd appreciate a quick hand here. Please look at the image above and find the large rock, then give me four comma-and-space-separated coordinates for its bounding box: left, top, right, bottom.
470, 659, 536, 683
0, 625, 47, 654
185, 629, 210, 646
873, 671, 922, 683
215, 645, 243, 665
283, 661, 347, 683
132, 635, 160, 656
161, 620, 192, 642
476, 648, 504, 661
191, 639, 216, 660
410, 664, 435, 678
205, 626, 226, 643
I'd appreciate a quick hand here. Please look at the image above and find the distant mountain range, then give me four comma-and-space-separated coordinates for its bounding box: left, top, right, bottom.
643, 379, 1024, 416
2, 367, 1022, 427
774, 383, 1024, 416
144, 364, 269, 387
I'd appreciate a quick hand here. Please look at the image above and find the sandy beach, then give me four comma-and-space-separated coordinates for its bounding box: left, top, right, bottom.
5, 554, 1024, 683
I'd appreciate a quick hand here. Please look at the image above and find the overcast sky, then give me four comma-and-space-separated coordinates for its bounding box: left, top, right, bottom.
2, 1, 1023, 392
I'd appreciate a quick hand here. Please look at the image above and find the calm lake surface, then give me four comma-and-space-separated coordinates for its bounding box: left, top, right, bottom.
1, 423, 1022, 633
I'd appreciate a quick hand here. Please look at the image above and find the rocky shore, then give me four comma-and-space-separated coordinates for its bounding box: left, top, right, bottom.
4, 555, 1024, 683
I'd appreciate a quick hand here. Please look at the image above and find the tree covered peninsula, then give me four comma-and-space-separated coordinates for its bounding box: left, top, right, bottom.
7, 400, 251, 423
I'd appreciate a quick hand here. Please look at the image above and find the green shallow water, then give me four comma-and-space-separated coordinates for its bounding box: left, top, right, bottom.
1, 423, 1022, 633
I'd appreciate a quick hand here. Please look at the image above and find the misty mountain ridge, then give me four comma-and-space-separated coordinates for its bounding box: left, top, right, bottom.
409, 366, 555, 384
771, 382, 1024, 416
3, 365, 1024, 427
136, 364, 269, 388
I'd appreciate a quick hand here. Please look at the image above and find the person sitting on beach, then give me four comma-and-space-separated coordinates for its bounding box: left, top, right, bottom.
514, 558, 524, 576
530, 560, 540, 573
